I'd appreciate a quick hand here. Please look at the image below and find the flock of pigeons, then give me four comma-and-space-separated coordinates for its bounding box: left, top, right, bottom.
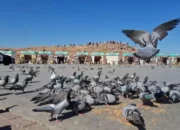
1, 65, 180, 129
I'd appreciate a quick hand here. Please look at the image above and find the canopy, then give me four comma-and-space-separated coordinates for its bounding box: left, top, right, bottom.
156, 53, 166, 57
38, 51, 52, 55
0, 50, 16, 54
105, 52, 119, 56
91, 52, 104, 56
123, 53, 134, 57
76, 52, 88, 56
166, 53, 180, 57
21, 51, 37, 55
55, 51, 68, 55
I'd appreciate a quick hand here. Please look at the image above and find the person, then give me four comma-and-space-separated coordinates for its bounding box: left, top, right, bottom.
166, 57, 170, 65
140, 59, 144, 66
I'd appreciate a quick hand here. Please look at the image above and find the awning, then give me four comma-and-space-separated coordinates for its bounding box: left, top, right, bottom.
123, 53, 134, 57
55, 51, 68, 56
76, 52, 88, 56
166, 54, 180, 57
38, 51, 52, 55
0, 50, 16, 54
91, 52, 104, 56
105, 52, 119, 56
21, 51, 37, 55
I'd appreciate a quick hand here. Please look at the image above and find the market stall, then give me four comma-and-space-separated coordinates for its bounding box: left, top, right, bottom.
156, 53, 168, 64
20, 51, 37, 64
76, 52, 89, 64
91, 52, 104, 64
37, 51, 52, 64
166, 53, 180, 64
122, 53, 134, 62
0, 50, 16, 58
54, 51, 68, 64
105, 52, 119, 65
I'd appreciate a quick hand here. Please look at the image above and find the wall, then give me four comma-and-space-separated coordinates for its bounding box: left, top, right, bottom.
91, 56, 104, 64
106, 56, 119, 65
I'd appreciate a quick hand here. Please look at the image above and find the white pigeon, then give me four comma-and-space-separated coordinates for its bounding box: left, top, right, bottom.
50, 71, 57, 80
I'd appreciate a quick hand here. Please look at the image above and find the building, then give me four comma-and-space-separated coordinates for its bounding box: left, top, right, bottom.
20, 51, 38, 63
54, 51, 68, 64
105, 52, 119, 65
75, 52, 89, 64
91, 52, 104, 64
0, 50, 16, 58
37, 51, 53, 64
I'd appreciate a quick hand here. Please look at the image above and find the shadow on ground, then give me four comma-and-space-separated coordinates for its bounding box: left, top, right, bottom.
0, 93, 13, 96
16, 90, 36, 95
49, 108, 92, 122
0, 105, 18, 113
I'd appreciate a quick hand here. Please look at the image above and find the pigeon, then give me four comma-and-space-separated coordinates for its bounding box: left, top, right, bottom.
32, 89, 73, 122
138, 92, 155, 107
122, 104, 144, 127
10, 74, 19, 85
0, 75, 9, 88
169, 90, 180, 103
122, 18, 180, 60
9, 77, 31, 93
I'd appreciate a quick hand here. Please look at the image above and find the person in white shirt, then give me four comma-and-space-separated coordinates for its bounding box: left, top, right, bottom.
166, 57, 170, 65
140, 59, 144, 66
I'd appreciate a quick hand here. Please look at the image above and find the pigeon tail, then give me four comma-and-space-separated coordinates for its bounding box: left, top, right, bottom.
9, 87, 14, 90
32, 105, 55, 112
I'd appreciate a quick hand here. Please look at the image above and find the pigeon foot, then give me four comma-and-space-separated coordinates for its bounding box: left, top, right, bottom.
121, 118, 129, 123
79, 113, 84, 116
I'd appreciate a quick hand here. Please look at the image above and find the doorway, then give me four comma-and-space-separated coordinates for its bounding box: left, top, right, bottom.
127, 57, 134, 64
78, 55, 86, 64
57, 56, 65, 64
24, 55, 32, 63
162, 57, 168, 64
94, 56, 101, 64
40, 55, 48, 64
177, 58, 180, 63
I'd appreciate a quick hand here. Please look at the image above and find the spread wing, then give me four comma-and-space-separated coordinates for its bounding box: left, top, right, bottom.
151, 18, 180, 48
122, 30, 150, 47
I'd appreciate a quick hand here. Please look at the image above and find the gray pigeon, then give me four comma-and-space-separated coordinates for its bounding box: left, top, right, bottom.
9, 77, 30, 93
0, 75, 9, 88
32, 89, 73, 122
10, 74, 19, 85
38, 91, 67, 106
169, 90, 180, 103
122, 18, 180, 60
122, 104, 144, 127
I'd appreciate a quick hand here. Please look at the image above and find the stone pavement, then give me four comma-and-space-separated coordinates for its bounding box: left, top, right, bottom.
0, 110, 49, 130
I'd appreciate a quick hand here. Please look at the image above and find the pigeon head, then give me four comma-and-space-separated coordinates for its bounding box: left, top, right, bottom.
24, 77, 31, 82
134, 76, 139, 82
4, 75, 9, 81
162, 81, 166, 86
73, 71, 76, 76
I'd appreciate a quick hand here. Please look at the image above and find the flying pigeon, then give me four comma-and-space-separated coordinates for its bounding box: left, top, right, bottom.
122, 18, 180, 60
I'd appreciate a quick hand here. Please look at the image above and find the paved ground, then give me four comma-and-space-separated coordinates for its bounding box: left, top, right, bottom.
0, 64, 180, 130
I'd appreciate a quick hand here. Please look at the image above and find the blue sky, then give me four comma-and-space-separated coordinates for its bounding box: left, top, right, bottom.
0, 0, 180, 53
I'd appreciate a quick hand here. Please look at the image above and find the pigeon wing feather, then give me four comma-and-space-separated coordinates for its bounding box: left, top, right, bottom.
122, 30, 150, 47
151, 18, 180, 47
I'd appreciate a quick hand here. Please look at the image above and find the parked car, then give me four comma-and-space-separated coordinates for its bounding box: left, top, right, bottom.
0, 53, 14, 65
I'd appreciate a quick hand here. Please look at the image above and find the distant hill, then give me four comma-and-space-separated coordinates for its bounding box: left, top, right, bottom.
0, 43, 136, 62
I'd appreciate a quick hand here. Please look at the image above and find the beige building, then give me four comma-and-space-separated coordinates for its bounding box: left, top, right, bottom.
105, 52, 119, 65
